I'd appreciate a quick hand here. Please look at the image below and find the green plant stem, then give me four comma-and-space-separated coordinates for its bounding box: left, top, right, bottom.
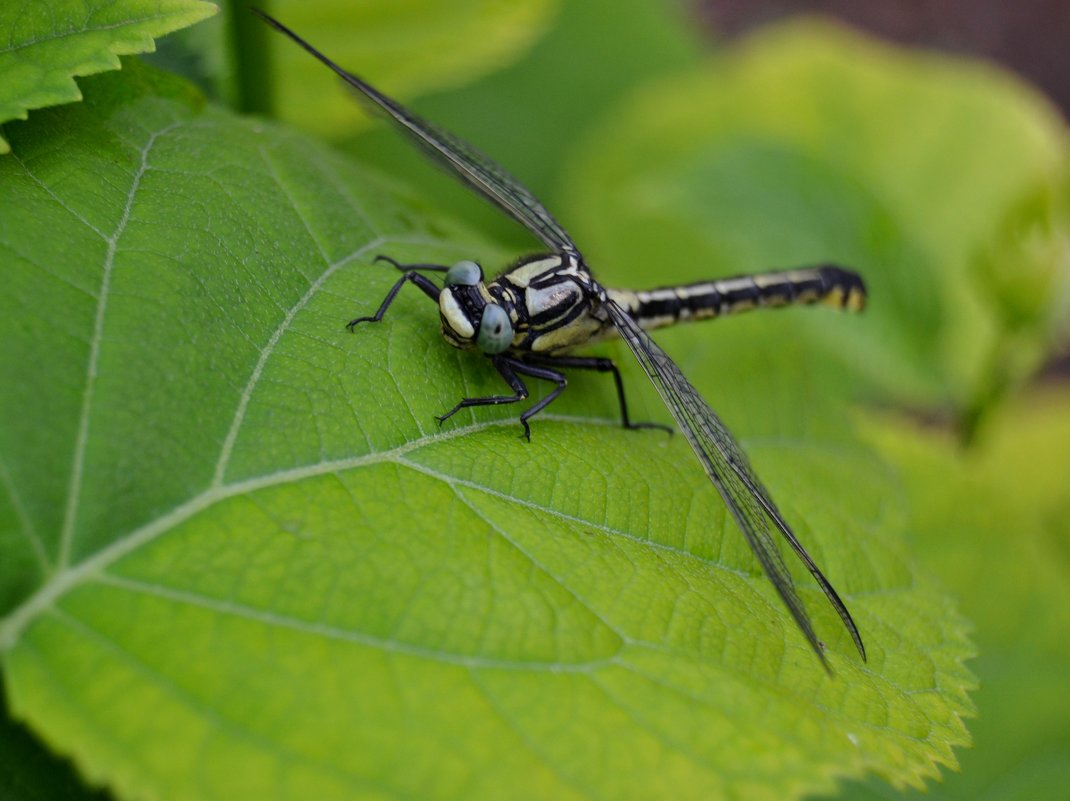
227, 0, 273, 115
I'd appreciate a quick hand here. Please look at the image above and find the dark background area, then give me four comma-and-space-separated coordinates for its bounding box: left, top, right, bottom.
700, 0, 1070, 117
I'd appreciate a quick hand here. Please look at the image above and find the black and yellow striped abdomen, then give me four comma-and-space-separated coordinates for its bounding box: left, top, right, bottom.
608, 265, 866, 332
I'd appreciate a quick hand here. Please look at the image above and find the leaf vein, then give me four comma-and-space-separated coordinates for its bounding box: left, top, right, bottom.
395, 455, 756, 582
466, 668, 598, 801
57, 120, 179, 569
0, 13, 194, 56
450, 483, 632, 647
41, 605, 419, 801
0, 452, 50, 574
2, 415, 606, 650
9, 150, 108, 240
210, 238, 386, 487
93, 573, 613, 673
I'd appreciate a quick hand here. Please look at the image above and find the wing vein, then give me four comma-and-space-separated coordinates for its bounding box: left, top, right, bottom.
603, 298, 864, 666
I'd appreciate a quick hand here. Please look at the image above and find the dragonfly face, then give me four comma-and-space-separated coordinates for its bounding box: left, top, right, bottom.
437, 260, 514, 353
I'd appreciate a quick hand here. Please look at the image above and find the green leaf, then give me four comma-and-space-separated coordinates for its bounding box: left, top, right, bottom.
262, 0, 561, 138
0, 0, 217, 154
0, 61, 972, 800
564, 20, 1070, 426
827, 390, 1070, 801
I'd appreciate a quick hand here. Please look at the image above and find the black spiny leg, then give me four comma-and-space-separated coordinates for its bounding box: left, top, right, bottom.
525, 355, 672, 434
436, 356, 531, 435
436, 356, 575, 440
373, 254, 451, 274
510, 360, 571, 440
346, 255, 445, 329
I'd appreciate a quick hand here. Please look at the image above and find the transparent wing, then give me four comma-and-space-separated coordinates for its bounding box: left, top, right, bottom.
603, 297, 866, 667
255, 10, 582, 257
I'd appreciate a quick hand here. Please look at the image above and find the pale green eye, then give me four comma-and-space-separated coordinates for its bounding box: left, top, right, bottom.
477, 304, 513, 354
444, 260, 482, 286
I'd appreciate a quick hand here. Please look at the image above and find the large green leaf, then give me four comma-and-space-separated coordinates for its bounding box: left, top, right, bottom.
564, 20, 1070, 426
0, 0, 217, 153
0, 61, 971, 800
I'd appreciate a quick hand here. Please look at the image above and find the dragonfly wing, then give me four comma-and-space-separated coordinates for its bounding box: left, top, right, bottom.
603, 297, 865, 665
255, 10, 581, 257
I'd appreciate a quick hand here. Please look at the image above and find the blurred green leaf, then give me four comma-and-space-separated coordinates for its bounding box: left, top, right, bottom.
0, 60, 971, 801
564, 20, 1070, 426
141, 7, 230, 102
828, 390, 1070, 801
0, 0, 217, 153
261, 0, 561, 137
341, 0, 706, 250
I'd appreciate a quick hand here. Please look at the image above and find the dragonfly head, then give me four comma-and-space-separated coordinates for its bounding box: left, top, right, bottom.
438, 260, 514, 354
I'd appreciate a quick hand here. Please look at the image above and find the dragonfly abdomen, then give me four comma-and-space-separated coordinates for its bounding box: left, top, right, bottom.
613, 264, 866, 331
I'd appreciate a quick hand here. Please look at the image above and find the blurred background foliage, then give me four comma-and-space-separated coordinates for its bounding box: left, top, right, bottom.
3, 0, 1068, 798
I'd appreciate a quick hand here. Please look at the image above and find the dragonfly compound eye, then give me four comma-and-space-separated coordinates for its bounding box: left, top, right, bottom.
476, 303, 513, 354
444, 260, 482, 287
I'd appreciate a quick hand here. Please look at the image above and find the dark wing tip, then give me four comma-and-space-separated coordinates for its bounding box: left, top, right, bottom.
760, 497, 868, 663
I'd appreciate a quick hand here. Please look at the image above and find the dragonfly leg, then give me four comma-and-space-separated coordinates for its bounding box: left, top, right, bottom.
436, 356, 574, 441
436, 356, 531, 436
508, 359, 571, 441
373, 254, 451, 273
346, 267, 440, 330
525, 355, 672, 434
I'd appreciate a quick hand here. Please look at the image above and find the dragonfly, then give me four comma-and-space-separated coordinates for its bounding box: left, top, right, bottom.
256, 10, 867, 668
